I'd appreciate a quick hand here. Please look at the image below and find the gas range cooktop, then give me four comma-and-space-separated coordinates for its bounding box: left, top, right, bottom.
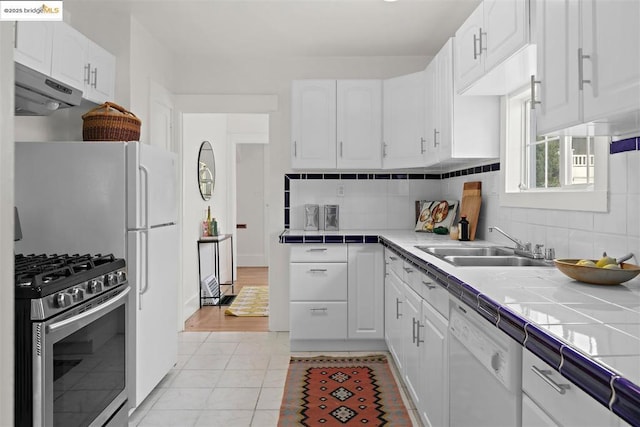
14, 253, 126, 300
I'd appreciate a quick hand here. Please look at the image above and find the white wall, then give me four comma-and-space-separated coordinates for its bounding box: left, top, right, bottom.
0, 22, 14, 427
181, 114, 232, 320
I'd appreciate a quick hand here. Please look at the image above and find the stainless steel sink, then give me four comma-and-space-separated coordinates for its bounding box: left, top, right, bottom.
417, 246, 515, 257
443, 255, 551, 267
415, 245, 552, 267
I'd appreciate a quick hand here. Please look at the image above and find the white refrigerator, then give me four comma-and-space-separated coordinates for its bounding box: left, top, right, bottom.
15, 140, 179, 410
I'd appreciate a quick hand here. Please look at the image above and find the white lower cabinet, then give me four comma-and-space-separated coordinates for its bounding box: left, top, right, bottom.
383, 249, 449, 427
384, 269, 405, 372
290, 302, 348, 340
419, 298, 448, 427
289, 244, 384, 350
522, 349, 627, 427
347, 244, 384, 339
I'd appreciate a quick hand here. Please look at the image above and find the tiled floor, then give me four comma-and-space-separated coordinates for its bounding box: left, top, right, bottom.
128, 331, 422, 426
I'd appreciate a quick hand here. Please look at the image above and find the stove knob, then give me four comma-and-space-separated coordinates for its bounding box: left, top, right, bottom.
55, 292, 71, 308
67, 287, 83, 302
87, 280, 102, 294
106, 273, 118, 287
117, 270, 127, 283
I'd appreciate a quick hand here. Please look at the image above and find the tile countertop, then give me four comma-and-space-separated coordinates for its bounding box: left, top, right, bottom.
280, 229, 640, 424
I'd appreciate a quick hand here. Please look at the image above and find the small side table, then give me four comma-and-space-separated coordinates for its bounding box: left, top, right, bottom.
197, 234, 235, 307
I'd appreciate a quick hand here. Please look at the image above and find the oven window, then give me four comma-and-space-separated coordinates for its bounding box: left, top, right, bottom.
52, 305, 126, 427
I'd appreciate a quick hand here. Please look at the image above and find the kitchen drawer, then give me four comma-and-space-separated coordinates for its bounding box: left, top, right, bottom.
289, 263, 347, 301
384, 248, 404, 280
404, 266, 448, 319
290, 301, 348, 340
290, 244, 347, 263
522, 349, 617, 427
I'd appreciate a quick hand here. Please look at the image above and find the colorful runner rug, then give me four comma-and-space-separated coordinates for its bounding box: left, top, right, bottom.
224, 286, 269, 317
279, 355, 413, 426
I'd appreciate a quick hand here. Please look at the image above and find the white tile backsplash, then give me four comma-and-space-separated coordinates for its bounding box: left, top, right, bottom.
287, 150, 639, 259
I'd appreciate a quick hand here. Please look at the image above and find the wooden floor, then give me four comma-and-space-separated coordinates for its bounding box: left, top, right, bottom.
184, 267, 269, 332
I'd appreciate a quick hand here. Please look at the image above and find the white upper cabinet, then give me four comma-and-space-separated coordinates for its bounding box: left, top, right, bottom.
14, 21, 116, 104
291, 80, 337, 169
581, 1, 640, 125
424, 39, 500, 167
14, 22, 53, 75
535, 0, 640, 135
291, 79, 382, 170
382, 71, 425, 169
455, 0, 531, 95
84, 39, 116, 104
51, 23, 88, 91
337, 80, 382, 169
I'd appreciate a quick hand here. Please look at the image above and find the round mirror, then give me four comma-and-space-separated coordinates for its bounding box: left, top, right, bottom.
198, 141, 215, 201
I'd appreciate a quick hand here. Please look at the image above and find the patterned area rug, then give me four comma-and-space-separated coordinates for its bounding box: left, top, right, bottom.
224, 286, 269, 317
279, 355, 413, 426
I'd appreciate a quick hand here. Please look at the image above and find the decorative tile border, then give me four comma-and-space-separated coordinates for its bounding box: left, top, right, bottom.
279, 230, 379, 244
284, 162, 500, 229
378, 238, 638, 427
610, 136, 639, 154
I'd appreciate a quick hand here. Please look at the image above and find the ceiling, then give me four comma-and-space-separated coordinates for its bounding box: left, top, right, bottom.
69, 0, 481, 59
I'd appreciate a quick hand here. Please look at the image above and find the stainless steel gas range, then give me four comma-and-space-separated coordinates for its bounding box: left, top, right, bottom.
14, 253, 130, 427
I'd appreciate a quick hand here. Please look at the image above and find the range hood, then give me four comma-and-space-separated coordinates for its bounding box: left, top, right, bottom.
15, 62, 82, 116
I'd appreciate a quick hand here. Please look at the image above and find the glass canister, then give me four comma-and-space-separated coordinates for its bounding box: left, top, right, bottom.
304, 204, 319, 231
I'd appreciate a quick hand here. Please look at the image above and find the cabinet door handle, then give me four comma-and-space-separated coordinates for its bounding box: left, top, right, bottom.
308, 269, 327, 273
433, 129, 440, 147
293, 141, 297, 157
416, 320, 425, 347
578, 48, 591, 90
396, 298, 402, 319
531, 366, 571, 395
412, 317, 417, 343
420, 137, 426, 154
479, 28, 486, 55
530, 75, 542, 109
383, 142, 387, 158
84, 63, 91, 85
473, 33, 479, 60
340, 141, 343, 157
91, 68, 98, 88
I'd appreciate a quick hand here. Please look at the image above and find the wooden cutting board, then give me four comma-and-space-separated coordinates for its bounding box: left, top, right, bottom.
459, 181, 482, 240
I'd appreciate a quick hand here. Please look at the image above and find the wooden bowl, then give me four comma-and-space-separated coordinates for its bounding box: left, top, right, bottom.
554, 259, 640, 285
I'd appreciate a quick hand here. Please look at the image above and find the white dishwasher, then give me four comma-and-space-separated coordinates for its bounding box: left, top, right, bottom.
449, 300, 522, 427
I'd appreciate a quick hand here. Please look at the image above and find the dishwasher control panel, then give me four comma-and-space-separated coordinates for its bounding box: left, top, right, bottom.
449, 304, 515, 391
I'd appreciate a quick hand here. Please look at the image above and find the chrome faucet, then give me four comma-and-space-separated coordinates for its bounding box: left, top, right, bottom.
488, 226, 525, 249
488, 226, 546, 259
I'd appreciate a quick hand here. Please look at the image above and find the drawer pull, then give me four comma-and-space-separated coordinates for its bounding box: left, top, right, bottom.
531, 366, 571, 395
403, 267, 414, 274
307, 248, 328, 252
310, 307, 328, 312
308, 269, 328, 273
422, 280, 436, 290
389, 256, 398, 261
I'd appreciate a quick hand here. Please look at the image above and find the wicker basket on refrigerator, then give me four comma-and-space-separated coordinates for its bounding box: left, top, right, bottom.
82, 102, 141, 141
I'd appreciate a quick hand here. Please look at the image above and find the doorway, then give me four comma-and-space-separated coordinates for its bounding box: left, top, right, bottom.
184, 113, 270, 332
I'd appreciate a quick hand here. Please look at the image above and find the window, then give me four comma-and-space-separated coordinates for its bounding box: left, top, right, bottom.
501, 89, 608, 212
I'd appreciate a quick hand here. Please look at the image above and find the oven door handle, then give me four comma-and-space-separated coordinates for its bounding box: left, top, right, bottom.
47, 287, 130, 335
